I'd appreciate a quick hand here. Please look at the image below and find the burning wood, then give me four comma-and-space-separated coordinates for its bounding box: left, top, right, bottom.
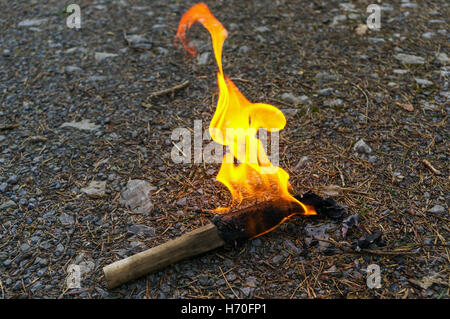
103, 192, 345, 289
103, 3, 346, 289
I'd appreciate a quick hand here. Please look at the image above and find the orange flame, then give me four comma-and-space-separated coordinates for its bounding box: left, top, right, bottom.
176, 3, 315, 215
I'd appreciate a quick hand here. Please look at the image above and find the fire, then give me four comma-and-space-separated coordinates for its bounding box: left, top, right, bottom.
176, 3, 315, 216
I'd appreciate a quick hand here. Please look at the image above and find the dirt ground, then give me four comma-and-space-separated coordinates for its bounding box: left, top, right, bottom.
0, 0, 448, 299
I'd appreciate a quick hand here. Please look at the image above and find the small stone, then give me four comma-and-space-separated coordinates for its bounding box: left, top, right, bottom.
284, 239, 300, 254
7, 175, 18, 184
59, 212, 75, 226
428, 205, 445, 214
394, 53, 425, 65
61, 119, 100, 131
127, 224, 156, 237
176, 197, 187, 206
317, 88, 333, 96
35, 257, 48, 266
119, 179, 156, 214
422, 32, 435, 39
323, 98, 343, 107
124, 33, 152, 50
197, 52, 210, 65
240, 287, 252, 297
156, 47, 169, 55
0, 200, 16, 210
435, 52, 449, 64
226, 272, 237, 282
0, 183, 7, 193
18, 18, 48, 27
353, 139, 372, 154
255, 26, 270, 33
393, 69, 409, 75
422, 101, 438, 111
81, 181, 107, 198
246, 276, 258, 287
331, 15, 347, 26
281, 93, 310, 104
65, 66, 83, 73
415, 78, 433, 87
20, 243, 30, 252
238, 46, 251, 54
56, 243, 64, 254
294, 156, 309, 169
271, 255, 284, 265
315, 72, 337, 81
94, 52, 118, 62
88, 75, 107, 82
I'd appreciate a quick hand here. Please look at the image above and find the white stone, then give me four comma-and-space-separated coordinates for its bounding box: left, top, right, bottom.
94, 52, 118, 62
81, 181, 107, 198
18, 18, 48, 27
394, 53, 425, 65
119, 180, 156, 214
61, 119, 100, 131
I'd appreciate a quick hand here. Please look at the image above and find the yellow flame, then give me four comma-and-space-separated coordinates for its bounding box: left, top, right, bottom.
176, 3, 315, 215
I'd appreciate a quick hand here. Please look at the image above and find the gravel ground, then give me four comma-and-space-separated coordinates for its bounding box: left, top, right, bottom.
0, 0, 448, 299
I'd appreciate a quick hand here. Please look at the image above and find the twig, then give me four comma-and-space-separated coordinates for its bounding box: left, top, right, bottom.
149, 80, 190, 98
422, 159, 442, 175
0, 123, 19, 131
219, 266, 239, 299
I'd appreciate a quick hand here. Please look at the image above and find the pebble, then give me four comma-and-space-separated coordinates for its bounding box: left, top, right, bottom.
59, 212, 75, 226
56, 243, 64, 254
317, 88, 334, 96
20, 243, 30, 252
353, 139, 372, 154
61, 119, 100, 131
7, 175, 18, 184
428, 205, 445, 214
0, 200, 16, 210
394, 53, 425, 65
435, 52, 449, 64
271, 255, 284, 265
127, 224, 156, 237
281, 93, 310, 104
415, 78, 433, 87
197, 52, 210, 65
18, 18, 48, 27
81, 180, 107, 198
238, 45, 251, 54
422, 32, 435, 39
94, 52, 118, 62
119, 179, 156, 214
64, 66, 83, 73
0, 183, 7, 193
323, 98, 343, 107
124, 33, 152, 50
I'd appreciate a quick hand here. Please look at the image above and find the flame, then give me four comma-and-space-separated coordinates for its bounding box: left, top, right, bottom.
176, 3, 315, 216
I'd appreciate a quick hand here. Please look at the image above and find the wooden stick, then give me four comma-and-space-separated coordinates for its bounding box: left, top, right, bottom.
102, 193, 345, 289
103, 223, 225, 289
149, 80, 190, 98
